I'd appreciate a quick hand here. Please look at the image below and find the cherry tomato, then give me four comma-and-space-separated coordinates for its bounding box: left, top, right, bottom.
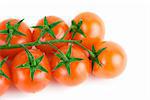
73, 12, 105, 49
33, 16, 71, 54
92, 41, 127, 78
0, 56, 10, 96
11, 49, 51, 93
0, 19, 32, 59
46, 53, 54, 63
50, 45, 91, 86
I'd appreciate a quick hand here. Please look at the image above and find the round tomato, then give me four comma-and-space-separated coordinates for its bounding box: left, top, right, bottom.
72, 12, 105, 49
0, 19, 32, 59
50, 45, 91, 86
33, 16, 71, 54
92, 41, 127, 78
11, 49, 51, 93
0, 56, 10, 96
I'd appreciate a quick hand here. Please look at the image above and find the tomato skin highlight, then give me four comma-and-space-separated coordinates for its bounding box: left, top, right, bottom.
33, 16, 71, 54
92, 41, 127, 78
11, 49, 51, 93
0, 19, 32, 59
51, 45, 91, 86
0, 56, 11, 96
73, 12, 105, 49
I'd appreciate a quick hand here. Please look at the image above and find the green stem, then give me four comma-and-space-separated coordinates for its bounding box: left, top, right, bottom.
47, 42, 68, 61
61, 28, 71, 40
73, 41, 95, 57
0, 38, 95, 59
0, 40, 81, 49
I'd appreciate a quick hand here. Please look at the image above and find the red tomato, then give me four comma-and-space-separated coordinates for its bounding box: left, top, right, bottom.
0, 56, 10, 96
73, 12, 105, 49
33, 16, 71, 54
46, 53, 54, 63
0, 19, 32, 59
50, 45, 91, 86
92, 41, 127, 78
11, 49, 51, 93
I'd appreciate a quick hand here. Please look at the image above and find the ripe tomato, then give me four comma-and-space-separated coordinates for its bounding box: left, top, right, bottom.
92, 41, 127, 78
11, 49, 51, 93
50, 45, 91, 86
0, 19, 32, 59
73, 12, 105, 49
33, 16, 71, 54
0, 56, 10, 96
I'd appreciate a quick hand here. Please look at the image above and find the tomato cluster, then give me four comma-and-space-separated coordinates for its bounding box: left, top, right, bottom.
0, 12, 127, 95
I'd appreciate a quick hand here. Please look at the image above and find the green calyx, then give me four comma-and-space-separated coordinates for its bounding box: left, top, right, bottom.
16, 44, 48, 80
0, 19, 26, 45
0, 57, 10, 80
32, 16, 62, 41
52, 44, 83, 75
70, 19, 86, 39
90, 45, 107, 70
61, 19, 86, 40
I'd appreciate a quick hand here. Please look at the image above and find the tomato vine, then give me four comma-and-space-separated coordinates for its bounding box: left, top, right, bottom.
0, 17, 106, 78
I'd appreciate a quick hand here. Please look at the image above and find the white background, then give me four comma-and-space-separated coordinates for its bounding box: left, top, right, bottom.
0, 0, 150, 100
